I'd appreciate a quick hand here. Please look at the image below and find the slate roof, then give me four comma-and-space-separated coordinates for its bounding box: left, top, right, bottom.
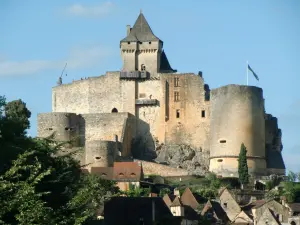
160, 50, 177, 73
121, 12, 161, 43
288, 203, 300, 213
201, 200, 229, 222
104, 197, 174, 225
266, 149, 286, 169
242, 200, 266, 212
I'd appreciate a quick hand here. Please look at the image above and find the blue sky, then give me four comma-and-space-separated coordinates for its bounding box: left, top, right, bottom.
0, 0, 299, 172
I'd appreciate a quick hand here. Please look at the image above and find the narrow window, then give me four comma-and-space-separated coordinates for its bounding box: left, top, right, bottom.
174, 91, 180, 101
176, 109, 180, 118
174, 77, 179, 87
127, 42, 130, 44
223, 203, 227, 208
149, 41, 151, 44
201, 110, 206, 118
220, 140, 226, 143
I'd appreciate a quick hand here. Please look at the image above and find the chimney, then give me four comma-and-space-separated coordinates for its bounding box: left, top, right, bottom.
126, 25, 131, 36
174, 188, 180, 197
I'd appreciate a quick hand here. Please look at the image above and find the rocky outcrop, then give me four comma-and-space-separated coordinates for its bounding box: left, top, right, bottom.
155, 144, 210, 176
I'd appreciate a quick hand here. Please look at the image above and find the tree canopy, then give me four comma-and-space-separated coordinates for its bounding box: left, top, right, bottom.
0, 96, 119, 224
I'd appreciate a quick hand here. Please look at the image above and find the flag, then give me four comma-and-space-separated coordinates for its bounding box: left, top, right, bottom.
247, 64, 259, 81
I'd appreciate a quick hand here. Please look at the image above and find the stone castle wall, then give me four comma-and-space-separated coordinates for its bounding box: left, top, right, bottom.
134, 160, 189, 177
209, 85, 266, 177
85, 140, 117, 167
160, 73, 210, 151
37, 112, 81, 147
51, 72, 210, 153
39, 72, 285, 177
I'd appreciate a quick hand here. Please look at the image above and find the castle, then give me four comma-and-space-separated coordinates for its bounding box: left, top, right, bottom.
37, 12, 285, 178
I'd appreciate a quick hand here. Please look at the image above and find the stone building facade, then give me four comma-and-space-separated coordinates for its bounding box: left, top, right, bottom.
37, 12, 285, 177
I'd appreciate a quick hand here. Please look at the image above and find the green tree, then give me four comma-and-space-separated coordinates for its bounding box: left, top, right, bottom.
297, 172, 300, 182
4, 99, 31, 137
159, 188, 171, 197
238, 143, 249, 187
0, 97, 120, 224
287, 171, 297, 182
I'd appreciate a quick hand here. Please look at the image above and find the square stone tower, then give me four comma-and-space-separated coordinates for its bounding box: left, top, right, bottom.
120, 12, 176, 76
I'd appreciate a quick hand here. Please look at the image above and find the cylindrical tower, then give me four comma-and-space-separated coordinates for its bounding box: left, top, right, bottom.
85, 140, 117, 168
209, 85, 266, 177
37, 112, 80, 147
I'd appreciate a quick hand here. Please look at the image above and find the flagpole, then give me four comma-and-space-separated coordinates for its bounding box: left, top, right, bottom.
246, 60, 249, 86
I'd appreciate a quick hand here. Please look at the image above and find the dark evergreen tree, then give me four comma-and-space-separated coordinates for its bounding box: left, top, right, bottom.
238, 143, 249, 187
4, 99, 31, 137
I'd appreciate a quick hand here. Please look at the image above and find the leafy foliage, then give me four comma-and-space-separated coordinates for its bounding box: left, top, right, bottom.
123, 186, 150, 197
287, 171, 297, 182
238, 143, 249, 185
281, 181, 300, 203
0, 97, 119, 224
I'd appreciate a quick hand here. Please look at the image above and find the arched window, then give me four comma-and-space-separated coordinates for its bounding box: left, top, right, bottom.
111, 108, 118, 113
291, 221, 296, 225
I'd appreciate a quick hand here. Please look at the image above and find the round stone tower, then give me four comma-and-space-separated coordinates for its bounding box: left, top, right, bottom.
209, 85, 266, 177
85, 140, 117, 168
37, 112, 80, 147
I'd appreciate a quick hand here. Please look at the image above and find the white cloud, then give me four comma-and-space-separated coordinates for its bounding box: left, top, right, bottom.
66, 2, 114, 18
0, 45, 112, 76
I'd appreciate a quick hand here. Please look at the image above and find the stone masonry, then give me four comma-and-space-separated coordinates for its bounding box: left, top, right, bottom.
37, 12, 285, 177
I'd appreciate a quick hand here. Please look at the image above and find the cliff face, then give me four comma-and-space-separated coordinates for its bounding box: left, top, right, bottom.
155, 144, 210, 176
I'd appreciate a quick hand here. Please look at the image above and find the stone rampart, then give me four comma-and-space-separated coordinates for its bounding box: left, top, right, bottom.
209, 85, 266, 177
85, 140, 117, 168
134, 160, 189, 177
37, 112, 80, 147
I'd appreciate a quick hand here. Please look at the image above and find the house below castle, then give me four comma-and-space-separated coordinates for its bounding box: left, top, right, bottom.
37, 12, 285, 178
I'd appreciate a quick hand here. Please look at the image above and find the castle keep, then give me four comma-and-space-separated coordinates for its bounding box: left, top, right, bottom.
37, 12, 285, 177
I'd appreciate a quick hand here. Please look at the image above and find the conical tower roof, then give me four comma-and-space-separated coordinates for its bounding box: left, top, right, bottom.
121, 12, 161, 43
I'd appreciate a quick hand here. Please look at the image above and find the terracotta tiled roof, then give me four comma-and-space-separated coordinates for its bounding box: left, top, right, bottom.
181, 187, 199, 209
113, 162, 142, 181
90, 162, 142, 182
90, 167, 114, 179
170, 196, 182, 207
